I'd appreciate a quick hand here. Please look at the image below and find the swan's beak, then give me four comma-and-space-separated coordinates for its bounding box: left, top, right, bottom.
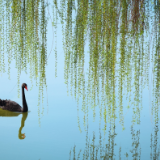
25, 86, 28, 91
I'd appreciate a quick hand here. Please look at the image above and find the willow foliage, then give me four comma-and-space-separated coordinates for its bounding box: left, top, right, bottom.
53, 0, 160, 129
0, 0, 160, 128
0, 0, 47, 103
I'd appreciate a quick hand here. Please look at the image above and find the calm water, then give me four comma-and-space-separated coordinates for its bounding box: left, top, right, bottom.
0, 10, 160, 160
0, 68, 159, 160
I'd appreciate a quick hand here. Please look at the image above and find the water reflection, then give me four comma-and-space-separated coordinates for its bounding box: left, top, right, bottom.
69, 124, 117, 160
18, 112, 28, 140
130, 126, 141, 159
69, 124, 160, 160
150, 123, 160, 160
0, 109, 28, 140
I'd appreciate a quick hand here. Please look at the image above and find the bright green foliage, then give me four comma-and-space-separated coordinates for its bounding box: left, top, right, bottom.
0, 0, 47, 103
0, 0, 160, 128
53, 0, 160, 129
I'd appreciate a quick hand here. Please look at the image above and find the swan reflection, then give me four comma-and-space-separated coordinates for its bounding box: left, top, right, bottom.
0, 109, 28, 140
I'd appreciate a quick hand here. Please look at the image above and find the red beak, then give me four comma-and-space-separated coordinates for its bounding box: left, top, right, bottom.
25, 86, 28, 91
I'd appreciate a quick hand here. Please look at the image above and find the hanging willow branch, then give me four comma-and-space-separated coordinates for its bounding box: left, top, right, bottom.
53, 0, 160, 128
0, 0, 48, 104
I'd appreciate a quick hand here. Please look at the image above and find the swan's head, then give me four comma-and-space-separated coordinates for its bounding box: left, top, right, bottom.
22, 83, 28, 91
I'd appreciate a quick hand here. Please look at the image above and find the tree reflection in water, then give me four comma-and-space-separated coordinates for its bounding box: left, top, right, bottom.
150, 123, 160, 160
69, 124, 117, 160
69, 124, 160, 160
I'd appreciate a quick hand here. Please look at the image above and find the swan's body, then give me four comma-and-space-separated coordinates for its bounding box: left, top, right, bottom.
0, 83, 28, 112
0, 100, 23, 112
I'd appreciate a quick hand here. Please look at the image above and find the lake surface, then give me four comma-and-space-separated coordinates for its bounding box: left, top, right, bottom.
0, 2, 160, 159
0, 60, 159, 160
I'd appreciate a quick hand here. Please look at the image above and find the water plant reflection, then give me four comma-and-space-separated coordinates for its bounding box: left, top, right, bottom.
69, 124, 160, 159
150, 123, 160, 160
0, 109, 28, 140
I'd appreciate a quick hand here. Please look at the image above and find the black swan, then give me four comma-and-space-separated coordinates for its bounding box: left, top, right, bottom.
0, 83, 28, 112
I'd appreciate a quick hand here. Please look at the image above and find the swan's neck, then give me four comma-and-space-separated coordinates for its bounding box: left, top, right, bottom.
22, 87, 28, 112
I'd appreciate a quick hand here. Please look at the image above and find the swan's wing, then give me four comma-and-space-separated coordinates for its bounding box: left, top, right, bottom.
0, 99, 6, 107
1, 100, 22, 112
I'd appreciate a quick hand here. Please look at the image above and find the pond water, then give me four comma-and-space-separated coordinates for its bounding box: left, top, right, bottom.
0, 75, 158, 160
0, 3, 160, 160
0, 42, 159, 160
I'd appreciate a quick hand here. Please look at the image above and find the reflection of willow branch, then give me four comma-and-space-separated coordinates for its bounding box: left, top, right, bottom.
18, 112, 28, 140
101, 125, 116, 159
150, 123, 160, 160
130, 126, 141, 159
69, 123, 116, 159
